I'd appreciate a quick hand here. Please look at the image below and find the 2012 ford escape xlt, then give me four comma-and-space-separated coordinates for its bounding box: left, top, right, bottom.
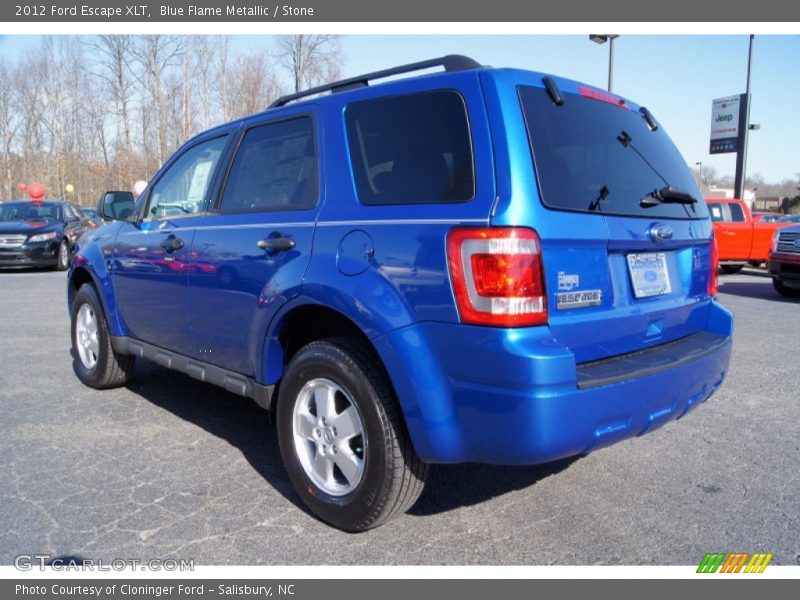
68, 56, 733, 531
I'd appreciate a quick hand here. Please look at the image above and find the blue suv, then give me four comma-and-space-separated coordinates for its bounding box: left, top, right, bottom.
68, 56, 733, 531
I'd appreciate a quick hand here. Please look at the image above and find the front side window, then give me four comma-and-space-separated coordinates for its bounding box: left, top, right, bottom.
146, 135, 228, 220
220, 117, 318, 214
708, 203, 724, 222
728, 203, 746, 222
346, 91, 475, 205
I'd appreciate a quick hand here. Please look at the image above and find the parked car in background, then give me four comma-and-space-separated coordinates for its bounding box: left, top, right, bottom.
706, 198, 789, 271
0, 200, 94, 270
778, 214, 800, 224
68, 56, 733, 531
769, 224, 800, 298
80, 207, 103, 228
752, 212, 784, 223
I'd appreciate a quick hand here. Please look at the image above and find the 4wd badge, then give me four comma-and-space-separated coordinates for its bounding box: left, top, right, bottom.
557, 271, 580, 291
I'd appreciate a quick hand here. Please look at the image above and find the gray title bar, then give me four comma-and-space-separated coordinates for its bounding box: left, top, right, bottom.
3, 0, 800, 22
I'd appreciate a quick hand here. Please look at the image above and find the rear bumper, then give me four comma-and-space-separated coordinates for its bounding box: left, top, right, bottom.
375, 300, 733, 465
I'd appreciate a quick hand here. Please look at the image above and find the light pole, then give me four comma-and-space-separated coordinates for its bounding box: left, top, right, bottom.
589, 34, 619, 92
695, 162, 704, 187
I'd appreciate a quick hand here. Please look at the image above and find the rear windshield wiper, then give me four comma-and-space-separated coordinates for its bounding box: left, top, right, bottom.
616, 130, 697, 216
640, 186, 699, 208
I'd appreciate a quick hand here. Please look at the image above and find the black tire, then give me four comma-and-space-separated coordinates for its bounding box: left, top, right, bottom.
56, 240, 70, 271
71, 283, 135, 388
720, 264, 744, 274
772, 278, 800, 298
748, 260, 764, 268
276, 337, 428, 532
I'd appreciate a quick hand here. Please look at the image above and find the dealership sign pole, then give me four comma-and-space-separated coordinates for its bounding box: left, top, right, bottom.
709, 35, 755, 202
734, 35, 755, 202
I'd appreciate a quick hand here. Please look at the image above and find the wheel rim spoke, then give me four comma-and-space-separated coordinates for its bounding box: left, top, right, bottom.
333, 449, 362, 485
330, 406, 362, 440
313, 385, 336, 420
313, 452, 333, 483
88, 334, 99, 357
295, 412, 316, 441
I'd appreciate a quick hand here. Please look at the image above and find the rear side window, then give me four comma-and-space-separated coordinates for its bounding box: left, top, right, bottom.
346, 91, 474, 205
520, 85, 708, 220
728, 203, 746, 222
221, 117, 318, 214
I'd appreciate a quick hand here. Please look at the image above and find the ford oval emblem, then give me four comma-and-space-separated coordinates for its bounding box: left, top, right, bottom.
650, 224, 673, 243
793, 239, 800, 249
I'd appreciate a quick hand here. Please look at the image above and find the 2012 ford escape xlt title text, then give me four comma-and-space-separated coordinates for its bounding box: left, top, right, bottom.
67, 56, 733, 531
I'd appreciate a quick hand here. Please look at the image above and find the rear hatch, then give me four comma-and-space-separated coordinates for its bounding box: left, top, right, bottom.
509, 81, 714, 362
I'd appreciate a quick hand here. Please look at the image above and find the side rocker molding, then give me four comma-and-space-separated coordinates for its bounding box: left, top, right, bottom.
111, 336, 274, 410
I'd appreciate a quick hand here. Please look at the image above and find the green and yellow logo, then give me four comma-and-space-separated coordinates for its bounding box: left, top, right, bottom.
697, 552, 773, 573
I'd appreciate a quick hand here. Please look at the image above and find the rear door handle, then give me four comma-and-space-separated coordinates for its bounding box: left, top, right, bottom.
160, 235, 184, 251
257, 236, 296, 252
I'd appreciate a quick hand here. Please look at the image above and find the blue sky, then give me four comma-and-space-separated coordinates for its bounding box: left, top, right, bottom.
335, 35, 799, 184
1, 34, 797, 183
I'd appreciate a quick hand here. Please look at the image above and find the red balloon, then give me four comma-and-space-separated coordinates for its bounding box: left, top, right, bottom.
27, 183, 45, 200
17, 182, 27, 193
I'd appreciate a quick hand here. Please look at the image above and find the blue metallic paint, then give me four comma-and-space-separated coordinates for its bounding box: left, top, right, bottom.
69, 65, 734, 466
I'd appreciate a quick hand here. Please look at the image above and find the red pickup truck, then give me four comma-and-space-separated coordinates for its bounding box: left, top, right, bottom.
706, 198, 788, 273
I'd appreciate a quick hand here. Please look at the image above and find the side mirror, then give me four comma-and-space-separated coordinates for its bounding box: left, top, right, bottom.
98, 191, 136, 222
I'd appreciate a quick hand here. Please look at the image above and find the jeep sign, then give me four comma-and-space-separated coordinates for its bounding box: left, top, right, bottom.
709, 95, 741, 154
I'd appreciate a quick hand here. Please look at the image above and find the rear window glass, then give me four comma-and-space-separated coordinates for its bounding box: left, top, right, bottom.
519, 86, 708, 220
729, 203, 746, 222
346, 91, 474, 205
221, 117, 318, 214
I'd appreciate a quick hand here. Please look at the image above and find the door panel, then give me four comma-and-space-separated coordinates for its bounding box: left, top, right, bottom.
113, 134, 231, 354
187, 114, 321, 376
113, 221, 197, 353
188, 216, 316, 375
711, 202, 751, 260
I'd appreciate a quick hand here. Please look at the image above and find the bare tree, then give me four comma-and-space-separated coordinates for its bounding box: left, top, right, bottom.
0, 58, 22, 198
130, 35, 185, 165
226, 53, 282, 119
276, 35, 343, 93
0, 35, 345, 205
84, 36, 134, 183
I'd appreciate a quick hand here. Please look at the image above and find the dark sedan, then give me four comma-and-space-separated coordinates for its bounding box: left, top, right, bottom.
79, 206, 104, 228
0, 200, 94, 270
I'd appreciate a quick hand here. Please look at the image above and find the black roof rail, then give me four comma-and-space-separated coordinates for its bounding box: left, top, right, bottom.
269, 54, 483, 109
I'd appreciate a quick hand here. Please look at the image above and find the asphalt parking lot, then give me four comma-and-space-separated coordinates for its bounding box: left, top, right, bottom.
0, 268, 797, 566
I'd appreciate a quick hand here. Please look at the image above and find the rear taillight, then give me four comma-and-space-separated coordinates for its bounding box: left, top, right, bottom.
447, 227, 547, 327
708, 236, 719, 297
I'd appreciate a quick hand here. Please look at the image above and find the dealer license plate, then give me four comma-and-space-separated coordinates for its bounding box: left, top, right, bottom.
626, 252, 671, 298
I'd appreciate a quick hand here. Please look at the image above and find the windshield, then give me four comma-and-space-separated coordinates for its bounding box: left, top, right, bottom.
0, 202, 61, 222
519, 85, 708, 220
